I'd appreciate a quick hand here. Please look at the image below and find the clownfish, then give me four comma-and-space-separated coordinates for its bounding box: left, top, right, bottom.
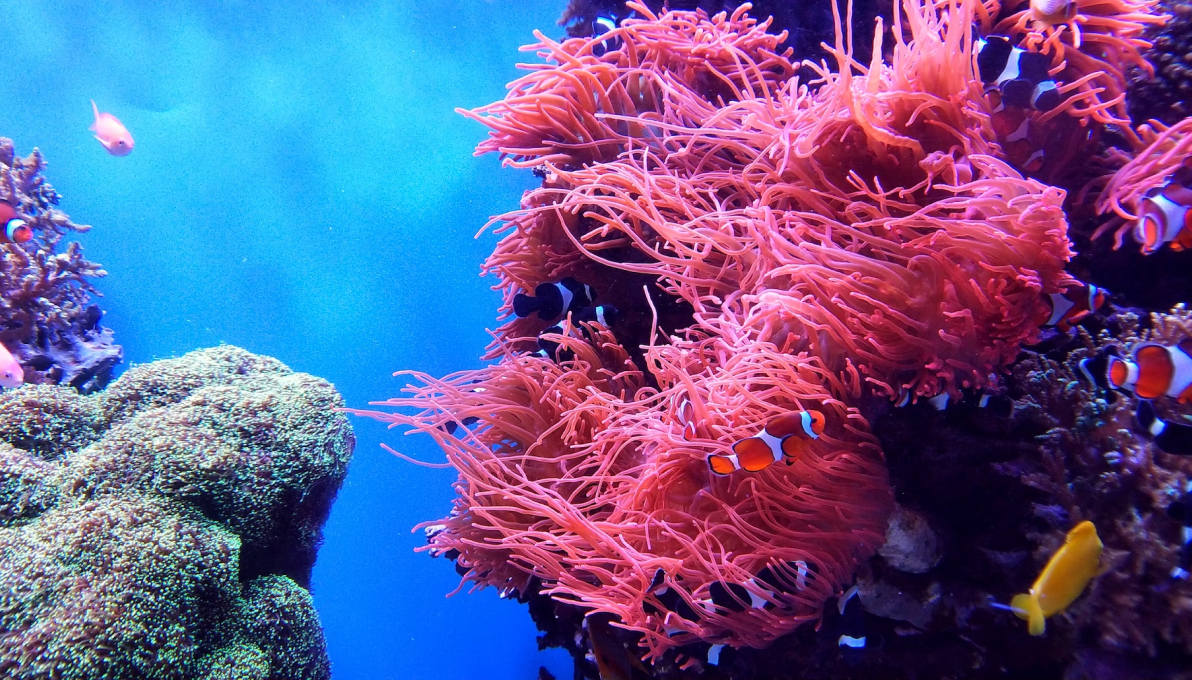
1080, 340, 1192, 402
1036, 282, 1109, 331
536, 304, 620, 361
707, 410, 825, 476
590, 14, 624, 57
1136, 400, 1192, 457
895, 387, 1015, 417
1167, 481, 1192, 579
836, 584, 868, 663
90, 100, 134, 156
0, 343, 24, 389
976, 36, 1062, 112
1135, 167, 1192, 254
513, 277, 596, 320
0, 203, 31, 244
987, 98, 1047, 173
1030, 0, 1077, 26
1010, 520, 1103, 636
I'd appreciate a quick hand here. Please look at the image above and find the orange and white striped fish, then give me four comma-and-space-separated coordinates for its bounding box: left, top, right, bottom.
707, 410, 825, 476
1036, 282, 1109, 331
1136, 170, 1192, 254
1080, 339, 1192, 402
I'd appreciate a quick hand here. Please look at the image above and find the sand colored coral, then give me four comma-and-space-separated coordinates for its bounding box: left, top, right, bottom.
0, 346, 354, 680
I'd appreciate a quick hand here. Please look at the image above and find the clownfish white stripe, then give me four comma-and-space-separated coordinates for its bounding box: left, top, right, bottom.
928, 392, 952, 410
707, 644, 725, 665
1005, 117, 1031, 143
793, 560, 809, 590
838, 584, 860, 615
1140, 194, 1190, 245
998, 48, 1024, 84
1170, 345, 1192, 398
839, 635, 867, 648
1148, 416, 1167, 438
1045, 292, 1077, 327
556, 283, 574, 315
799, 410, 820, 439
755, 430, 786, 463
1031, 80, 1057, 105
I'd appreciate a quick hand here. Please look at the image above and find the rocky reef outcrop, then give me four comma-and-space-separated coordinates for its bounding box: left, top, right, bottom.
0, 346, 353, 680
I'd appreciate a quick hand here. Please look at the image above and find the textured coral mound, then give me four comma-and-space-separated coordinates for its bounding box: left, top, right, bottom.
0, 346, 354, 680
0, 138, 122, 393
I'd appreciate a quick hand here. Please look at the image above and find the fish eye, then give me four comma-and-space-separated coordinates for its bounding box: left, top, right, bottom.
118, 141, 126, 146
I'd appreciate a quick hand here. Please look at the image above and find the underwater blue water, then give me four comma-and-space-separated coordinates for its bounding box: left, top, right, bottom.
0, 0, 574, 677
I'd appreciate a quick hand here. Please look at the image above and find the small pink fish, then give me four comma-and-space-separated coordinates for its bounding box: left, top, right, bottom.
0, 343, 23, 389
90, 100, 134, 156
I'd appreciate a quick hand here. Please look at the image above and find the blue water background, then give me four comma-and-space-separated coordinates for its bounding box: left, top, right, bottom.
0, 0, 574, 677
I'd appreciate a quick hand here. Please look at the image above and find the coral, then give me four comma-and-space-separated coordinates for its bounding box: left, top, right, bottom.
0, 346, 352, 680
0, 138, 122, 393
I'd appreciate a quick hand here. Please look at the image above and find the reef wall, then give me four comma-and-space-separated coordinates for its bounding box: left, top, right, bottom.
0, 138, 122, 393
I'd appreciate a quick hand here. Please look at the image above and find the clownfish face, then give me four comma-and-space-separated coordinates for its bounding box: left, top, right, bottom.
1107, 356, 1135, 391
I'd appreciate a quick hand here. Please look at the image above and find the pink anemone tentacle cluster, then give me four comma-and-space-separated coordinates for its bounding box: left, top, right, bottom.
359, 0, 1076, 661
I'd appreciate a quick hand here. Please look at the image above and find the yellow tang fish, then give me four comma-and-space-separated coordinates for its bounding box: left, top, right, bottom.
1012, 520, 1103, 636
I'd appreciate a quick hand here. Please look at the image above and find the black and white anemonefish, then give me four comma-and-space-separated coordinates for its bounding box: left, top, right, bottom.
1010, 520, 1103, 636
707, 410, 825, 476
513, 277, 597, 321
1135, 165, 1192, 254
976, 36, 1063, 112
1080, 339, 1192, 402
1136, 399, 1192, 457
1029, 0, 1077, 26
0, 203, 31, 244
1036, 282, 1109, 331
1167, 481, 1192, 579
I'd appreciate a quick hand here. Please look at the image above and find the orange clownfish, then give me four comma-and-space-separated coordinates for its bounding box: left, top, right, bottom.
1036, 282, 1108, 331
1081, 340, 1192, 402
1010, 520, 1103, 636
1136, 177, 1192, 254
90, 100, 134, 156
0, 203, 31, 244
707, 410, 825, 476
1029, 0, 1077, 27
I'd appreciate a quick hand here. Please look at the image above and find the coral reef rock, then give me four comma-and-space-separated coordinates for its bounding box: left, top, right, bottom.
0, 138, 122, 393
0, 345, 353, 680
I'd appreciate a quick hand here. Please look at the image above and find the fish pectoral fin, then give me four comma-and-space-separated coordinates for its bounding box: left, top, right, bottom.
1009, 593, 1032, 621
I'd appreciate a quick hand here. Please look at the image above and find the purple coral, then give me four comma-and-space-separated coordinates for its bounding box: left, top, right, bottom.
0, 138, 121, 393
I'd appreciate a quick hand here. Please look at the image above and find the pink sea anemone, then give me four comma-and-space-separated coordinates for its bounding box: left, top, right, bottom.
361, 0, 1076, 661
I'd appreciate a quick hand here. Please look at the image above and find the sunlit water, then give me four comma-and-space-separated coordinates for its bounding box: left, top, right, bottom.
0, 0, 576, 676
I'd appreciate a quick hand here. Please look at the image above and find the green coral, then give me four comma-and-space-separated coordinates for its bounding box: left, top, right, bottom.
0, 346, 352, 679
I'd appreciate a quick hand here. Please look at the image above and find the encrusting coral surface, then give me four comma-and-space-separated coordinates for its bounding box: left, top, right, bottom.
0, 346, 354, 680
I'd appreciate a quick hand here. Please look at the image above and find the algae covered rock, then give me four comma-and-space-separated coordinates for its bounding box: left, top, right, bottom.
0, 346, 353, 680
